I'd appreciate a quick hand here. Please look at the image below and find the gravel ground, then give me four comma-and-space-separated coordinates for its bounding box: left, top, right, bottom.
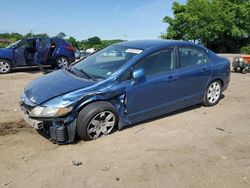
0, 58, 250, 188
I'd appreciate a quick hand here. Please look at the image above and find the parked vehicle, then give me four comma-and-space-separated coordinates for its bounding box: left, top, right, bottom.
75, 51, 81, 59
20, 40, 230, 144
86, 48, 97, 54
80, 51, 91, 58
232, 55, 250, 74
0, 37, 75, 74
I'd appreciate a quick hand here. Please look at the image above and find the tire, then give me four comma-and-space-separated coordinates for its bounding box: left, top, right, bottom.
202, 80, 222, 107
232, 67, 237, 72
0, 59, 12, 74
77, 101, 118, 141
55, 56, 69, 69
242, 67, 248, 74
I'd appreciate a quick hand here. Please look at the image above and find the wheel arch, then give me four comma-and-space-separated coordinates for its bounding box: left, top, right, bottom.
74, 94, 125, 126
53, 55, 69, 67
208, 77, 224, 88
0, 58, 14, 68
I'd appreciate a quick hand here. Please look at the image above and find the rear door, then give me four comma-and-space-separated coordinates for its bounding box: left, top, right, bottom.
13, 39, 26, 66
36, 38, 51, 64
177, 46, 212, 105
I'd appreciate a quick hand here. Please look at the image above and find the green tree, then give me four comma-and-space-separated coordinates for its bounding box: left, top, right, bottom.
162, 0, 250, 53
86, 36, 101, 47
66, 36, 79, 49
56, 32, 66, 38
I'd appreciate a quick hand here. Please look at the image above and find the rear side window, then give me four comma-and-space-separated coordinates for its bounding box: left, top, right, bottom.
178, 47, 208, 68
40, 38, 50, 48
134, 48, 175, 76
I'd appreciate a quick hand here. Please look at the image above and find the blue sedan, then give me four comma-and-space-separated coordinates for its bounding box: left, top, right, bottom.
20, 40, 230, 144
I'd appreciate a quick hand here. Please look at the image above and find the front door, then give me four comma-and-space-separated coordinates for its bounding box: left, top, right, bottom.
125, 48, 184, 123
13, 40, 26, 66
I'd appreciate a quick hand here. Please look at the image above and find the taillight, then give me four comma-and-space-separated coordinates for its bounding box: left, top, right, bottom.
65, 45, 75, 52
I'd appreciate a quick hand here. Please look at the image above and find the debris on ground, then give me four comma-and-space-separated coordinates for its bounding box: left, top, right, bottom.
1, 180, 12, 187
72, 160, 82, 166
135, 127, 144, 134
0, 120, 30, 136
242, 176, 247, 184
216, 127, 225, 132
102, 165, 110, 171
115, 177, 121, 182
21, 157, 28, 161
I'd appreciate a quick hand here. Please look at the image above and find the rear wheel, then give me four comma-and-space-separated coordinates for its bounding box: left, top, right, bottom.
0, 59, 12, 74
202, 80, 222, 106
242, 67, 248, 74
55, 57, 69, 69
77, 101, 118, 141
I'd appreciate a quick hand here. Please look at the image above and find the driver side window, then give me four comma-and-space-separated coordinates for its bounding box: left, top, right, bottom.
134, 48, 175, 77
16, 40, 26, 48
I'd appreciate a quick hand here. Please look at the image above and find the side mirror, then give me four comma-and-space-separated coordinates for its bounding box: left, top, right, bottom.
132, 68, 145, 82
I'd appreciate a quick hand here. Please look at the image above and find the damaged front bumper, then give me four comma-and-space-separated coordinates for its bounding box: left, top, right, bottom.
20, 104, 77, 144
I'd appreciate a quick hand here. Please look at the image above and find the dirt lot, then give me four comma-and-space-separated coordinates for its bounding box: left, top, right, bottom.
0, 66, 250, 188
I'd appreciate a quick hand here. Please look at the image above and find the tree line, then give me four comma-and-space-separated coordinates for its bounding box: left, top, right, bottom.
0, 32, 123, 50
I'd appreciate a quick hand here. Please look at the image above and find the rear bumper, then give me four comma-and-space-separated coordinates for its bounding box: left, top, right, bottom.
69, 56, 75, 63
222, 80, 230, 92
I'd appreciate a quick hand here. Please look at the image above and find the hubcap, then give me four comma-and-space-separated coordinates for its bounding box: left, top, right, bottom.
0, 60, 10, 73
56, 57, 68, 68
87, 111, 116, 139
207, 82, 221, 104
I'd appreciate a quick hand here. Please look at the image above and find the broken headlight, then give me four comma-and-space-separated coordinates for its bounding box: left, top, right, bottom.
29, 106, 73, 118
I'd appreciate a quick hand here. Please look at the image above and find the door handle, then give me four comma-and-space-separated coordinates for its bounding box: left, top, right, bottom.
200, 68, 208, 72
164, 76, 178, 82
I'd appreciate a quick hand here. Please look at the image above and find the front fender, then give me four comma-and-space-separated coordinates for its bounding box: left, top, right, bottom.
74, 90, 130, 130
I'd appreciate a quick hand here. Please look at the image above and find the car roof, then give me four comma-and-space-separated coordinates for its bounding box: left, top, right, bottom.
116, 39, 194, 50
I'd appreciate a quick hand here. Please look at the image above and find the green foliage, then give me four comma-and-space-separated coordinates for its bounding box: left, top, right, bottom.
66, 37, 79, 49
0, 32, 123, 50
0, 33, 23, 47
23, 33, 49, 39
162, 0, 250, 53
240, 45, 250, 54
56, 32, 66, 38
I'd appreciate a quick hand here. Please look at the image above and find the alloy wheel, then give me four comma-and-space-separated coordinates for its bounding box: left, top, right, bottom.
56, 57, 68, 68
87, 111, 116, 139
0, 60, 11, 73
207, 81, 221, 104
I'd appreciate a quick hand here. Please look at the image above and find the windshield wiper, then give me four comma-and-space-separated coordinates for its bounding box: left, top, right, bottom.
73, 68, 96, 81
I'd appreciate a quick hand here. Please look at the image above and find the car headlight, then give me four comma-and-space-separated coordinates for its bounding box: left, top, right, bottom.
29, 106, 73, 118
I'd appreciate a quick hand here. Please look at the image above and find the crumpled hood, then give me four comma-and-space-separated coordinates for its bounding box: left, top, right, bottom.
24, 70, 96, 105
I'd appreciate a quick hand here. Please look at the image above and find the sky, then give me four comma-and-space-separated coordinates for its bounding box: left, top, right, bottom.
0, 0, 186, 40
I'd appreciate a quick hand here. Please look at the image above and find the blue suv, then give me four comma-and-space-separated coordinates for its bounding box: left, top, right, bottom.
0, 37, 75, 74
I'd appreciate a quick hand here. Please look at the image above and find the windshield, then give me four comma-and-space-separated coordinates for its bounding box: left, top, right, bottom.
6, 40, 21, 48
72, 45, 143, 79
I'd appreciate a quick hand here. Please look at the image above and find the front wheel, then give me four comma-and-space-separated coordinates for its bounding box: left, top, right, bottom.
55, 57, 69, 69
0, 59, 12, 74
202, 80, 222, 106
77, 101, 118, 141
